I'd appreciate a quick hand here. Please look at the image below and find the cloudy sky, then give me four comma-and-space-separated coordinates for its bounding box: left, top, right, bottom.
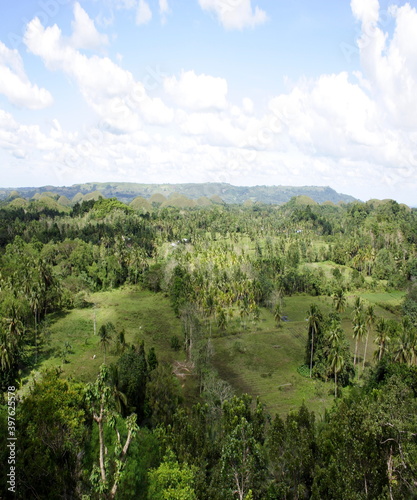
1, 0, 417, 204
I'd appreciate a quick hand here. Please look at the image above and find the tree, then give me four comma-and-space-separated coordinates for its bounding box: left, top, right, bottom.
306, 304, 323, 378
392, 319, 417, 366
17, 370, 87, 499
117, 344, 148, 422
352, 312, 366, 369
220, 397, 266, 500
146, 344, 158, 372
85, 364, 139, 499
108, 364, 128, 415
374, 318, 390, 362
99, 322, 114, 363
148, 449, 197, 500
332, 289, 346, 314
147, 363, 182, 427
267, 403, 316, 499
274, 302, 283, 327
363, 305, 376, 370
329, 339, 345, 398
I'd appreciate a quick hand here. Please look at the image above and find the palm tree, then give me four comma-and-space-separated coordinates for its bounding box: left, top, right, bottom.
329, 340, 344, 398
374, 318, 390, 362
352, 312, 366, 369
393, 319, 417, 365
327, 318, 343, 347
332, 289, 346, 314
393, 331, 413, 365
306, 304, 322, 378
0, 331, 19, 372
353, 296, 363, 317
99, 324, 113, 363
363, 305, 376, 370
274, 302, 282, 327
108, 364, 128, 415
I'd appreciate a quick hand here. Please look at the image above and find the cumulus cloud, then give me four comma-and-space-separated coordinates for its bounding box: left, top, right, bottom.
136, 0, 152, 25
198, 0, 267, 30
0, 41, 53, 109
164, 70, 228, 110
5, 0, 417, 203
354, 2, 417, 130
351, 0, 380, 26
71, 2, 109, 49
24, 16, 172, 132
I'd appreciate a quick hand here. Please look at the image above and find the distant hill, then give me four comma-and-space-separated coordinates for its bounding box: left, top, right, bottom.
0, 182, 357, 205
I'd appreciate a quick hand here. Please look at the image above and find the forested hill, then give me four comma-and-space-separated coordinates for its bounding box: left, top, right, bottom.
0, 182, 357, 205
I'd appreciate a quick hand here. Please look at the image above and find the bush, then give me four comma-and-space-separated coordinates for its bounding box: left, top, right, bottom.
170, 335, 181, 351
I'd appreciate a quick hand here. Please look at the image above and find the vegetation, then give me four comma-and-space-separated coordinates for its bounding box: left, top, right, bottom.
0, 182, 356, 205
0, 193, 417, 498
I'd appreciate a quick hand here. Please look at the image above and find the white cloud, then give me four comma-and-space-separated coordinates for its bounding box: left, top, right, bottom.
198, 0, 267, 30
159, 0, 170, 15
0, 41, 53, 109
242, 97, 254, 115
5, 0, 417, 204
0, 108, 63, 168
71, 2, 109, 50
136, 0, 152, 25
159, 0, 170, 23
164, 70, 228, 110
351, 0, 379, 26
24, 16, 172, 132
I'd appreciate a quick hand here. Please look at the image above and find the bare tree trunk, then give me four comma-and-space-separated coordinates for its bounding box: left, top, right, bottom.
309, 330, 314, 378
94, 404, 106, 484
363, 330, 369, 370
354, 339, 358, 368
387, 446, 394, 500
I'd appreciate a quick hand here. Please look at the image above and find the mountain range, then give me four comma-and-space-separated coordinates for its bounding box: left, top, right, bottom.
0, 182, 357, 205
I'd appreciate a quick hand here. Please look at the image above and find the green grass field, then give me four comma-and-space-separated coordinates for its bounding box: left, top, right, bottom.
33, 286, 184, 384
24, 286, 404, 416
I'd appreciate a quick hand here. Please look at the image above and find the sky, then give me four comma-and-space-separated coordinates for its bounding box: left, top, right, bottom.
1, 0, 417, 204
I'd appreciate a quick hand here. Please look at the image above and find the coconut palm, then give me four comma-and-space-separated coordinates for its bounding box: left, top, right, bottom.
0, 331, 18, 372
374, 318, 390, 362
332, 289, 346, 314
393, 331, 413, 365
108, 364, 128, 415
306, 304, 322, 378
329, 339, 345, 398
353, 296, 364, 317
327, 318, 343, 347
363, 305, 376, 370
393, 319, 417, 365
274, 302, 282, 327
99, 324, 113, 363
352, 312, 366, 369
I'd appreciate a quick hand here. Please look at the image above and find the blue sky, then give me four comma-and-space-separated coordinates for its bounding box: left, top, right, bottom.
0, 0, 416, 204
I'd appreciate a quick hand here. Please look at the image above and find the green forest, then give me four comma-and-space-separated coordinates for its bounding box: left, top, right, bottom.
0, 192, 417, 499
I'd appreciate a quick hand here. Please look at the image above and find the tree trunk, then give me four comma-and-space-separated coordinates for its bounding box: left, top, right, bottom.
363, 330, 369, 370
354, 339, 358, 368
95, 405, 106, 484
309, 330, 314, 378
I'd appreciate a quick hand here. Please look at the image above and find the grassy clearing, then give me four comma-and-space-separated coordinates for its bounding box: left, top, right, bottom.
212, 304, 334, 418
24, 286, 405, 415
211, 290, 404, 417
33, 286, 184, 384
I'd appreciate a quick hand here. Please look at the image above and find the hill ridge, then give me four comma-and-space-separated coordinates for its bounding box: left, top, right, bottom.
0, 182, 357, 205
